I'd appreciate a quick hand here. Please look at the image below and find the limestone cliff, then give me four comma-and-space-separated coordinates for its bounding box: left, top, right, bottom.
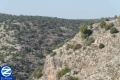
35, 19, 120, 80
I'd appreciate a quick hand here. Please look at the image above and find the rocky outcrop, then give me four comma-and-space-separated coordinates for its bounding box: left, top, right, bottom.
40, 56, 56, 80
36, 19, 120, 80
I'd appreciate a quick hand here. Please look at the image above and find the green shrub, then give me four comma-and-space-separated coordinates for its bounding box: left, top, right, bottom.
109, 23, 114, 27
66, 44, 74, 50
105, 18, 109, 21
99, 43, 105, 49
105, 23, 114, 30
81, 33, 89, 39
9, 47, 16, 52
87, 37, 95, 43
57, 66, 70, 80
73, 44, 82, 51
110, 27, 119, 34
0, 54, 5, 63
29, 66, 43, 79
73, 71, 79, 75
100, 21, 106, 28
105, 25, 111, 30
79, 25, 88, 33
67, 76, 78, 80
85, 37, 95, 46
1, 46, 9, 50
79, 25, 93, 39
84, 29, 93, 36
55, 42, 65, 49
50, 52, 56, 57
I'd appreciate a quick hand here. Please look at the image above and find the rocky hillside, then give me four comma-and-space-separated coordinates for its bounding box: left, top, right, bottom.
0, 13, 102, 80
0, 22, 21, 65
34, 19, 120, 80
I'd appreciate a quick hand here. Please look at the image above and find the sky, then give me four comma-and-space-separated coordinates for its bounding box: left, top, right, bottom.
0, 0, 120, 19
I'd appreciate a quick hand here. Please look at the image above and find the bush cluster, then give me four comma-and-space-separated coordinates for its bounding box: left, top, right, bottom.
66, 43, 82, 51
105, 23, 114, 30
57, 66, 70, 80
79, 25, 93, 39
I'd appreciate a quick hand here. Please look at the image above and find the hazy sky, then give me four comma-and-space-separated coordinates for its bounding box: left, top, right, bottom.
0, 0, 120, 19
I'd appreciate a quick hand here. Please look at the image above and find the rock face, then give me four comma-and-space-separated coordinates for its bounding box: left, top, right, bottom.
39, 56, 55, 80
36, 19, 120, 80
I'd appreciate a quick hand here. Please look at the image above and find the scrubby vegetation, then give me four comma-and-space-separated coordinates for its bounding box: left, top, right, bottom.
0, 13, 110, 80
66, 44, 74, 50
0, 13, 102, 80
33, 16, 120, 80
66, 43, 82, 51
79, 25, 88, 33
50, 52, 56, 57
105, 18, 109, 21
29, 66, 43, 79
110, 27, 119, 34
99, 43, 105, 49
79, 25, 93, 39
100, 21, 106, 28
85, 37, 95, 46
73, 44, 82, 51
105, 23, 114, 30
57, 66, 70, 80
67, 76, 78, 80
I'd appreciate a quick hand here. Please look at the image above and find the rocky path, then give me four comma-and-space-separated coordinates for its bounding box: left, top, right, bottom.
48, 59, 54, 80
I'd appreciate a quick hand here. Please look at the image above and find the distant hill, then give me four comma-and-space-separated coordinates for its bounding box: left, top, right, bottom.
0, 13, 105, 80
